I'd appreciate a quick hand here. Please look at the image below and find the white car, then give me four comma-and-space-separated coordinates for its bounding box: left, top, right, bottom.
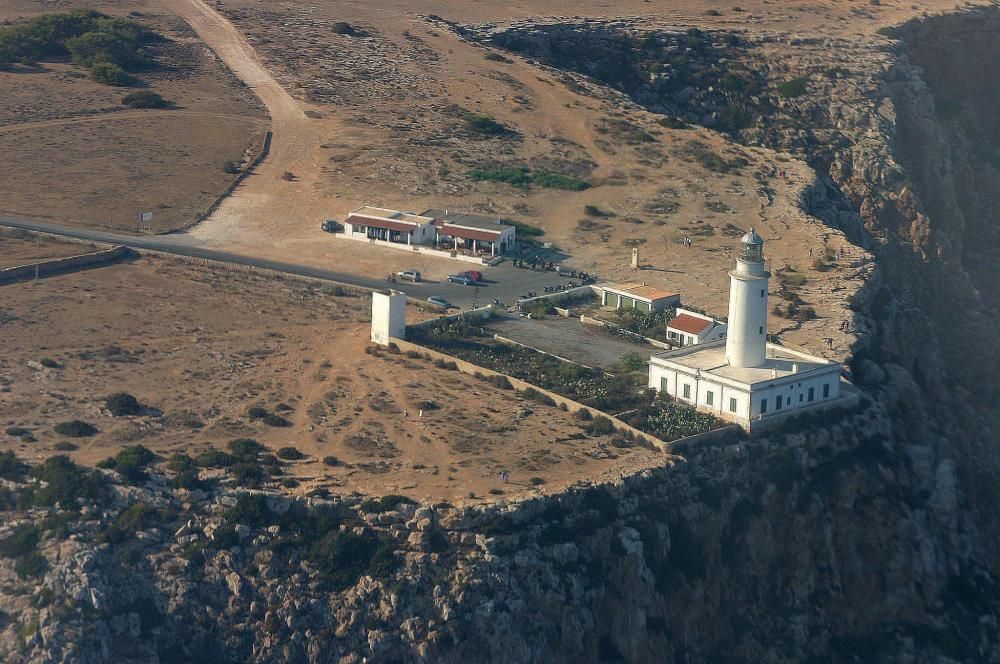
397, 269, 421, 282
427, 296, 453, 309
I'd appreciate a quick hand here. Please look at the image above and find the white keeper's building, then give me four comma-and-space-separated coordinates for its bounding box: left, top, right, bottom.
648, 228, 851, 430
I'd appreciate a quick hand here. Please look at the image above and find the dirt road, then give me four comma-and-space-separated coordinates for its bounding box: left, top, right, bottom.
161, 0, 329, 245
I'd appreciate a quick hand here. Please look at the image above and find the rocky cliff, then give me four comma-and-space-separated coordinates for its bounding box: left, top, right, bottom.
3, 7, 1000, 664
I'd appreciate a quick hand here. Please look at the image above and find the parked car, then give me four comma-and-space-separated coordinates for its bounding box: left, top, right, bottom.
321, 219, 341, 232
460, 270, 483, 282
427, 296, 453, 309
396, 269, 421, 282
447, 274, 475, 286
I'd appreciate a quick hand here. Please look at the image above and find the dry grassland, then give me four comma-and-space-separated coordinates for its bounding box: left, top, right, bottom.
0, 256, 661, 503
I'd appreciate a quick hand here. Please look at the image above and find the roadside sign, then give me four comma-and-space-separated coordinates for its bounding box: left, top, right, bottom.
140, 211, 153, 223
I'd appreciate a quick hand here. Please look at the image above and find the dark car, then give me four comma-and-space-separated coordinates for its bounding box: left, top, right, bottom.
460, 270, 484, 282
321, 219, 341, 232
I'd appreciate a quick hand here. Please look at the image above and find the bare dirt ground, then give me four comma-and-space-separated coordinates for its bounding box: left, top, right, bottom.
161, 0, 954, 359
0, 256, 660, 503
0, 229, 100, 269
0, 0, 268, 232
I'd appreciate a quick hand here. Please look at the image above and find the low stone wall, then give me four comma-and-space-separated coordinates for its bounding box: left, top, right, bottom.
0, 245, 133, 284
405, 306, 496, 330
178, 130, 273, 233
388, 337, 739, 454
518, 284, 600, 305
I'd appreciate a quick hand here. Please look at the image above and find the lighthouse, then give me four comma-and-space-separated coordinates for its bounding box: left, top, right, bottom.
725, 228, 770, 368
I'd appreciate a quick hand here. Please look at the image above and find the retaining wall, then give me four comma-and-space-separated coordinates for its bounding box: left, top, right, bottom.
388, 338, 739, 454
0, 245, 133, 284
405, 306, 496, 330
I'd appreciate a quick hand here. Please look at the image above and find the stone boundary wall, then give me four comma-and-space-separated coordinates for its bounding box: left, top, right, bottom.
175, 130, 273, 234
405, 306, 495, 330
389, 337, 740, 454
0, 245, 133, 284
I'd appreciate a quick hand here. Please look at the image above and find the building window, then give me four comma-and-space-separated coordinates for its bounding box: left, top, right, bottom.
729, 397, 737, 413
808, 387, 815, 402
823, 383, 830, 398
682, 384, 691, 399
706, 391, 714, 406
660, 377, 668, 392
760, 289, 765, 297
799, 394, 804, 403
759, 326, 764, 335
760, 399, 768, 414
776, 396, 783, 410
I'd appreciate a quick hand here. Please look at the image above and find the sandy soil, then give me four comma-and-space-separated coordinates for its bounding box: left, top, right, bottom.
0, 256, 661, 503
0, 1, 268, 232
0, 229, 100, 269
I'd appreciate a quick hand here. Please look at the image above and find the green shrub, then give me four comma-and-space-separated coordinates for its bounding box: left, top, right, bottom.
53, 442, 78, 452
588, 416, 616, 436
322, 456, 340, 467
0, 525, 40, 558
5, 427, 30, 437
532, 170, 591, 191
39, 357, 61, 368
90, 61, 134, 86
308, 529, 396, 590
262, 414, 292, 428
173, 467, 204, 491
468, 166, 533, 188
0, 451, 27, 481
462, 112, 511, 136
485, 374, 513, 390
619, 351, 646, 372
195, 449, 234, 468
117, 445, 154, 467
229, 438, 265, 460
276, 447, 304, 461
247, 406, 269, 420
54, 420, 97, 437
29, 455, 105, 507
120, 90, 167, 108
224, 493, 272, 527
506, 218, 545, 238
14, 552, 47, 579
166, 453, 193, 472
105, 392, 143, 416
776, 77, 809, 98
230, 463, 268, 487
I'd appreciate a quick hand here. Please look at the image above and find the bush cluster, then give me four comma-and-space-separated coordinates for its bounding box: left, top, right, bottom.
468, 166, 590, 191
0, 10, 159, 86
105, 392, 143, 416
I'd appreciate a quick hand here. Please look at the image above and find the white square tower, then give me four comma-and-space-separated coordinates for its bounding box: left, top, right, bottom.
371, 290, 407, 346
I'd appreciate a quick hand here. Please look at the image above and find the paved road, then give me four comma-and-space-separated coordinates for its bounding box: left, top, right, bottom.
0, 214, 581, 308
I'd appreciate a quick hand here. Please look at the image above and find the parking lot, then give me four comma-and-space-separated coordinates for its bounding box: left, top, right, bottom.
484, 315, 657, 370
389, 262, 589, 310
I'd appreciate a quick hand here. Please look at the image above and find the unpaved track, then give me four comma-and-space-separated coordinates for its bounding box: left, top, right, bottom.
160, 0, 327, 243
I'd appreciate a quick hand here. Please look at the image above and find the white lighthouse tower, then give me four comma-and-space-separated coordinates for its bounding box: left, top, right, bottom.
725, 228, 770, 368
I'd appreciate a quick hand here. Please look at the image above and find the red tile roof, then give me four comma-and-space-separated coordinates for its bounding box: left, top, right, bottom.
347, 214, 418, 233
438, 223, 503, 242
668, 314, 713, 335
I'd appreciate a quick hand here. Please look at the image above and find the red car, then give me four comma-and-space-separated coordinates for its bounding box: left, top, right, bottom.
460, 270, 483, 282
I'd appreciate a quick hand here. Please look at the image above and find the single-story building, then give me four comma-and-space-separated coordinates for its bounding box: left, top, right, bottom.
600, 282, 680, 313
648, 339, 844, 429
421, 208, 517, 257
667, 308, 727, 347
343, 206, 436, 246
